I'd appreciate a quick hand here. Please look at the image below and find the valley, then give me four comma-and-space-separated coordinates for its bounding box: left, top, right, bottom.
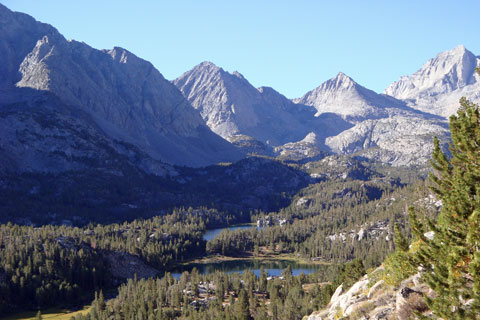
0, 2, 479, 319
0, 159, 430, 318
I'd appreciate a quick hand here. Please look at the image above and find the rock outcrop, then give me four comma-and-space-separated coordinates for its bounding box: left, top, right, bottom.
274, 132, 327, 162
304, 268, 432, 320
102, 250, 160, 281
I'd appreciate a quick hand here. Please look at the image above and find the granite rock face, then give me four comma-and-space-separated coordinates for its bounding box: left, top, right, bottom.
274, 132, 327, 162
295, 72, 407, 122
0, 4, 58, 88
293, 73, 450, 166
0, 4, 243, 171
174, 46, 480, 167
325, 115, 450, 166
174, 58, 453, 166
173, 62, 329, 147
384, 45, 480, 117
2, 3, 476, 170
304, 268, 431, 320
0, 90, 176, 176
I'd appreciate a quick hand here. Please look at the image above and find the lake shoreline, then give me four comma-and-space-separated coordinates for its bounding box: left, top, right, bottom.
174, 249, 331, 268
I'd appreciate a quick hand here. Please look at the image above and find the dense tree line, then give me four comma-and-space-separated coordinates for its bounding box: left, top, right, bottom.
0, 208, 232, 314
207, 179, 432, 269
1, 141, 430, 317
0, 223, 110, 313
73, 260, 364, 320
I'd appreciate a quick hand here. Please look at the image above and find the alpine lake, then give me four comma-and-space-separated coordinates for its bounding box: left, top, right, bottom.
169, 224, 330, 279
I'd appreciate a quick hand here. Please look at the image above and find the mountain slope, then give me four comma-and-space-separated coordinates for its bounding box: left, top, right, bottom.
384, 45, 480, 117
295, 73, 450, 166
173, 62, 321, 147
326, 115, 449, 166
0, 4, 242, 169
274, 132, 328, 162
294, 72, 411, 122
0, 89, 175, 176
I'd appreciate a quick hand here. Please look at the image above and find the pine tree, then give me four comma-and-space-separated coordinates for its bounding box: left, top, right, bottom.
383, 223, 417, 285
234, 289, 250, 320
410, 69, 480, 319
393, 223, 409, 252
97, 290, 106, 311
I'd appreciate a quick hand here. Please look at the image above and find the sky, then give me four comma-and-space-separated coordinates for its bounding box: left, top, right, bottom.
2, 0, 479, 98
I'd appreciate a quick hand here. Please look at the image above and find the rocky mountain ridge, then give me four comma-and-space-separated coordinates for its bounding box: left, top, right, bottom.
295, 72, 451, 166
2, 3, 478, 171
0, 3, 242, 170
384, 45, 480, 117
174, 59, 457, 166
294, 72, 407, 122
173, 61, 326, 148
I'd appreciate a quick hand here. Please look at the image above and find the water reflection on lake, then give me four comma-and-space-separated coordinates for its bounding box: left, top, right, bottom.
170, 259, 329, 279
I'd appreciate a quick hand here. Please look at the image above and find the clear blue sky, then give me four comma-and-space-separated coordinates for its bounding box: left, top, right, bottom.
2, 0, 479, 98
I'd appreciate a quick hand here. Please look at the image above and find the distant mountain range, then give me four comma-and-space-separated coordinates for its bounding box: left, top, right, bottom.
1, 3, 479, 173
174, 46, 480, 165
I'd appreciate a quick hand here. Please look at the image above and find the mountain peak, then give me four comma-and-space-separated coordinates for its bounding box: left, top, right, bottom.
173, 62, 316, 145
195, 61, 222, 72
332, 72, 356, 85
451, 44, 467, 54
314, 72, 360, 94
232, 70, 245, 80
438, 44, 474, 62
198, 60, 217, 68
107, 47, 133, 63
2, 2, 243, 167
295, 72, 403, 121
335, 71, 351, 79
384, 45, 479, 116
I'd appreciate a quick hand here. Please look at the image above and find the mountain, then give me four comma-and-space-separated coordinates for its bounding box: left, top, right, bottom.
0, 4, 242, 170
294, 72, 410, 122
0, 3, 464, 171
295, 73, 450, 166
384, 45, 480, 117
173, 61, 325, 148
174, 62, 451, 166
